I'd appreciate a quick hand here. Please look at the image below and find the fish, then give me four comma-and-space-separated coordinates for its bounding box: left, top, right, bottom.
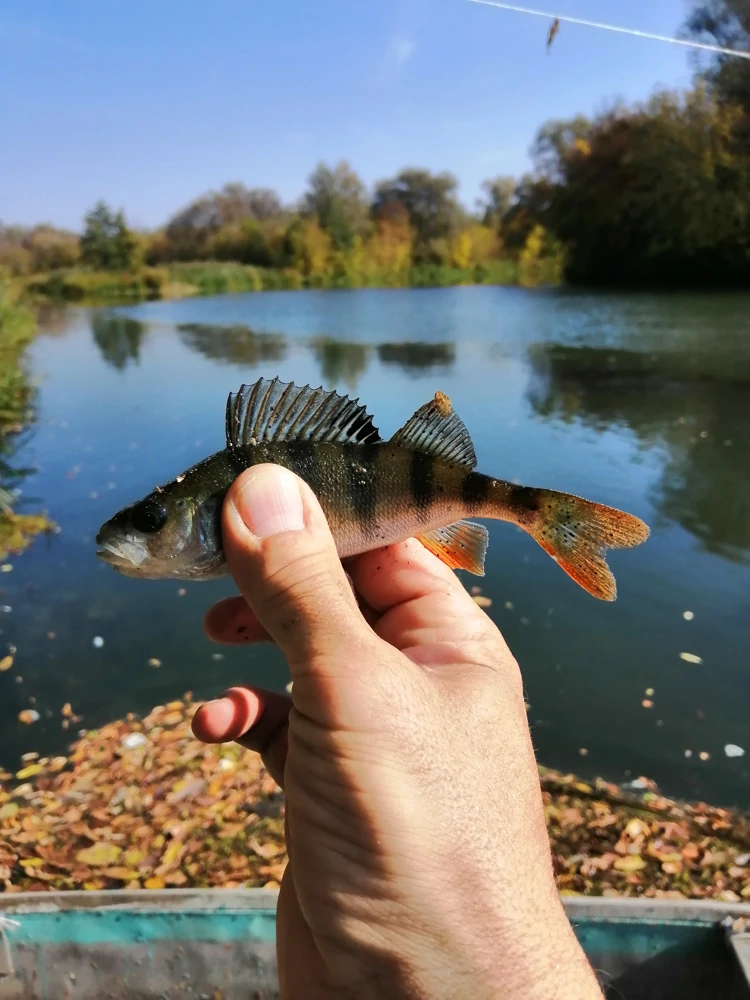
95, 377, 650, 600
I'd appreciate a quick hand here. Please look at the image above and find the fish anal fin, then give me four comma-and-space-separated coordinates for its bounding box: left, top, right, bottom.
391, 391, 476, 470
225, 377, 381, 452
417, 520, 488, 576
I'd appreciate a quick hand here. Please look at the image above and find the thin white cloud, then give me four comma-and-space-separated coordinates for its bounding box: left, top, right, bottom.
388, 34, 416, 68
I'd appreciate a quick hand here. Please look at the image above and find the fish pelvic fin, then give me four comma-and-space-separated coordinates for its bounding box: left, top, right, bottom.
491, 483, 650, 601
417, 520, 488, 576
225, 378, 381, 454
390, 391, 476, 470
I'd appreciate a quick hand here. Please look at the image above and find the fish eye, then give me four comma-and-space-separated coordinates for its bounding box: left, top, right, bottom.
130, 500, 168, 534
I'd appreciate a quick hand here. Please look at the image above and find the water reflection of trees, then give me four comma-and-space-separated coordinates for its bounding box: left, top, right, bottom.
178, 324, 286, 366
91, 313, 146, 370
527, 343, 750, 562
311, 338, 370, 389
378, 342, 455, 373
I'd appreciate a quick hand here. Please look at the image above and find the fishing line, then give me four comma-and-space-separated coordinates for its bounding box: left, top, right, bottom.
468, 0, 750, 60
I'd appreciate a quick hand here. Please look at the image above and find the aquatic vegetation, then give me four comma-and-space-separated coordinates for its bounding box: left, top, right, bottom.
0, 285, 55, 558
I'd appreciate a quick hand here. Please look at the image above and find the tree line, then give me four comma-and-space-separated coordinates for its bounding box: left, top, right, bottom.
0, 163, 559, 290
1, 1, 747, 290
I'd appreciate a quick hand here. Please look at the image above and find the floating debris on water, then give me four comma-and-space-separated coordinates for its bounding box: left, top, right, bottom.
18, 709, 39, 725
1, 606, 11, 614
520, 616, 530, 625
147, 658, 162, 668
47, 632, 56, 640
0, 564, 12, 573
685, 749, 693, 758
177, 588, 186, 597
211, 653, 224, 662
472, 595, 492, 608
683, 611, 694, 621
699, 751, 711, 761
642, 699, 653, 709
578, 747, 589, 756
504, 601, 514, 610
680, 652, 702, 664
470, 586, 482, 595
92, 636, 104, 649
724, 744, 745, 758
645, 688, 655, 697
0, 655, 13, 672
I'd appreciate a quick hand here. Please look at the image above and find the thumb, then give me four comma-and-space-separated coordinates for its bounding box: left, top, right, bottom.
221, 463, 374, 674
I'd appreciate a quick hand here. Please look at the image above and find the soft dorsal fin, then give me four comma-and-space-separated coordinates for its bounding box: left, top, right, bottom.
417, 520, 488, 575
225, 378, 381, 452
390, 391, 476, 470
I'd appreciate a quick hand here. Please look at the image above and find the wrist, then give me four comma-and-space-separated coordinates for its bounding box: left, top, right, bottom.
358, 887, 602, 1000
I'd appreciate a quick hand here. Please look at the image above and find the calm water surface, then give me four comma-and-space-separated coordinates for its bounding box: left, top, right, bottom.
2, 287, 749, 807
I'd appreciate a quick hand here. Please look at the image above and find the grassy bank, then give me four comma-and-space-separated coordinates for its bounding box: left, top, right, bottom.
0, 287, 55, 559
1, 694, 748, 898
21, 256, 559, 306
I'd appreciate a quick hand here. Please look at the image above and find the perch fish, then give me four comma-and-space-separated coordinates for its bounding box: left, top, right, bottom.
96, 377, 649, 599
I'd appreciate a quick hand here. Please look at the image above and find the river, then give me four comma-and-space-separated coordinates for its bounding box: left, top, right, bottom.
2, 286, 749, 808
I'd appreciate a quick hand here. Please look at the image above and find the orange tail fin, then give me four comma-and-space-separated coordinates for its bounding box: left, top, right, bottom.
497, 485, 650, 601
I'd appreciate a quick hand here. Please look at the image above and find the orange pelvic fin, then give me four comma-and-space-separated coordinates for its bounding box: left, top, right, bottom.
417, 520, 488, 575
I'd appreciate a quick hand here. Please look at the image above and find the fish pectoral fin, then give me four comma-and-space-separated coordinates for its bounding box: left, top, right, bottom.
417, 520, 488, 575
390, 391, 476, 470
225, 377, 381, 452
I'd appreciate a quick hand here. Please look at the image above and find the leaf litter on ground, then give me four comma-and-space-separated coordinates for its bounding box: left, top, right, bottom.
0, 697, 749, 899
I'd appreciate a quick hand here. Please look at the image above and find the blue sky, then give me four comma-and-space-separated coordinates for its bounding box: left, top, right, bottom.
1, 0, 696, 231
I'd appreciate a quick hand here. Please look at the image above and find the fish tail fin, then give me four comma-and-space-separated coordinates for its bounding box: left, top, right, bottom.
491, 483, 650, 601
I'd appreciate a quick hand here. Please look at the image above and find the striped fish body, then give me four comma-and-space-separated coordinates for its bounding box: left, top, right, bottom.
240, 440, 500, 561
96, 378, 650, 599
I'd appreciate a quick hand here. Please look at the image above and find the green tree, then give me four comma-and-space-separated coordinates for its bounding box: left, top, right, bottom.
479, 176, 517, 228
301, 161, 368, 252
79, 202, 137, 270
531, 87, 750, 285
684, 0, 750, 113
372, 169, 462, 264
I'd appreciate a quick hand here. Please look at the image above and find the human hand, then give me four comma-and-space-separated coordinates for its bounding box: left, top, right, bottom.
192, 465, 602, 1000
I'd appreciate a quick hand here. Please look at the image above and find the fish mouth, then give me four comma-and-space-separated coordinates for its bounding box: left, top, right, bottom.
96, 536, 148, 569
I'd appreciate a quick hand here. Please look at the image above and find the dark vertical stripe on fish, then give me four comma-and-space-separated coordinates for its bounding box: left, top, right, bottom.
461, 472, 490, 513
410, 450, 434, 514
349, 445, 378, 539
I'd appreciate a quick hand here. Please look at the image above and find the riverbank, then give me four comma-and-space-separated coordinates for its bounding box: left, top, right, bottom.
20, 256, 558, 305
1, 695, 748, 899
0, 288, 55, 559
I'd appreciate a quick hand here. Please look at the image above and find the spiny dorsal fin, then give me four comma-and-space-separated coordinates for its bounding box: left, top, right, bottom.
225, 378, 381, 452
417, 520, 488, 575
390, 391, 476, 470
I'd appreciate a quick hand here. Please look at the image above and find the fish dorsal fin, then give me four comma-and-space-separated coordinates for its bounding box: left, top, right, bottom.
390, 391, 476, 470
417, 520, 488, 575
225, 377, 381, 452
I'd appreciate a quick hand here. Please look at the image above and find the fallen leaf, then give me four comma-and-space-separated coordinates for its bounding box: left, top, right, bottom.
75, 844, 122, 867
144, 876, 165, 890
0, 656, 13, 672
680, 652, 703, 665
614, 855, 646, 873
